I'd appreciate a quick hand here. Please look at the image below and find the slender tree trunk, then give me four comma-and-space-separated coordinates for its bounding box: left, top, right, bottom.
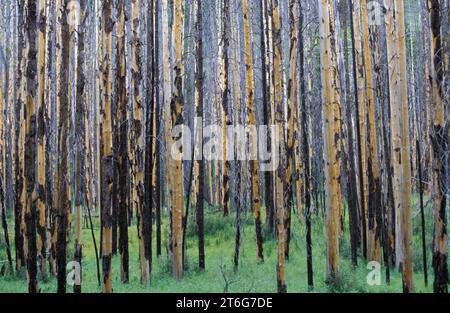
73, 0, 88, 293
15, 1, 26, 273
194, 0, 205, 270
395, 0, 414, 292
100, 0, 114, 293
116, 0, 129, 283
350, 0, 368, 259
416, 139, 428, 287
428, 0, 449, 294
154, 0, 162, 258
144, 0, 155, 280
361, 0, 382, 263
261, 0, 274, 236
37, 0, 48, 278
243, 0, 263, 263
56, 0, 70, 293
131, 0, 150, 285
320, 0, 340, 281
220, 0, 231, 218
299, 0, 313, 288
283, 0, 297, 261
23, 2, 39, 278
344, 0, 359, 267
171, 0, 185, 280
272, 0, 287, 293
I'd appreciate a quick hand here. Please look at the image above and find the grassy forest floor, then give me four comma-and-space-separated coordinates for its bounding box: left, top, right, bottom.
0, 195, 435, 293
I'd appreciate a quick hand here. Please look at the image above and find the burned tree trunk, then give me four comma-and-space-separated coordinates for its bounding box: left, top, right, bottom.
428, 0, 449, 294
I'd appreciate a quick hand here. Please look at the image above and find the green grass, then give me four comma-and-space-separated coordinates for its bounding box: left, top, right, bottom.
0, 195, 436, 293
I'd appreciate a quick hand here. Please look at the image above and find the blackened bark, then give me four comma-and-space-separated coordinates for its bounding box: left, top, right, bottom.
117, 0, 129, 283
429, 0, 448, 294
260, 0, 274, 236
23, 0, 38, 293
154, 0, 162, 258
0, 171, 13, 271
144, 0, 155, 278
73, 0, 88, 293
14, 3, 25, 272
349, 0, 367, 259
299, 1, 313, 288
193, 0, 204, 270
340, 0, 359, 267
381, 84, 396, 268
221, 0, 231, 217
416, 140, 428, 286
56, 0, 71, 293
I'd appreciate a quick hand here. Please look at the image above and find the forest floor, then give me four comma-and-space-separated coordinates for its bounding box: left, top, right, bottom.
0, 195, 435, 293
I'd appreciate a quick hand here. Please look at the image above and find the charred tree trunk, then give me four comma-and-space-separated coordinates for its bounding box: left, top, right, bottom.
299, 0, 313, 288
56, 0, 71, 293
428, 0, 449, 294
194, 0, 205, 270
100, 0, 114, 293
116, 0, 129, 283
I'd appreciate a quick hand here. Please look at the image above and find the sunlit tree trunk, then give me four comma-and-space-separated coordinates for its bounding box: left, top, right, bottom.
36, 0, 48, 277
319, 0, 339, 281
171, 0, 185, 280
360, 0, 382, 263
384, 0, 403, 272
243, 0, 263, 263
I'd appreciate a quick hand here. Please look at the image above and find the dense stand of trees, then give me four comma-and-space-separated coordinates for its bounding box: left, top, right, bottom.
0, 0, 448, 293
